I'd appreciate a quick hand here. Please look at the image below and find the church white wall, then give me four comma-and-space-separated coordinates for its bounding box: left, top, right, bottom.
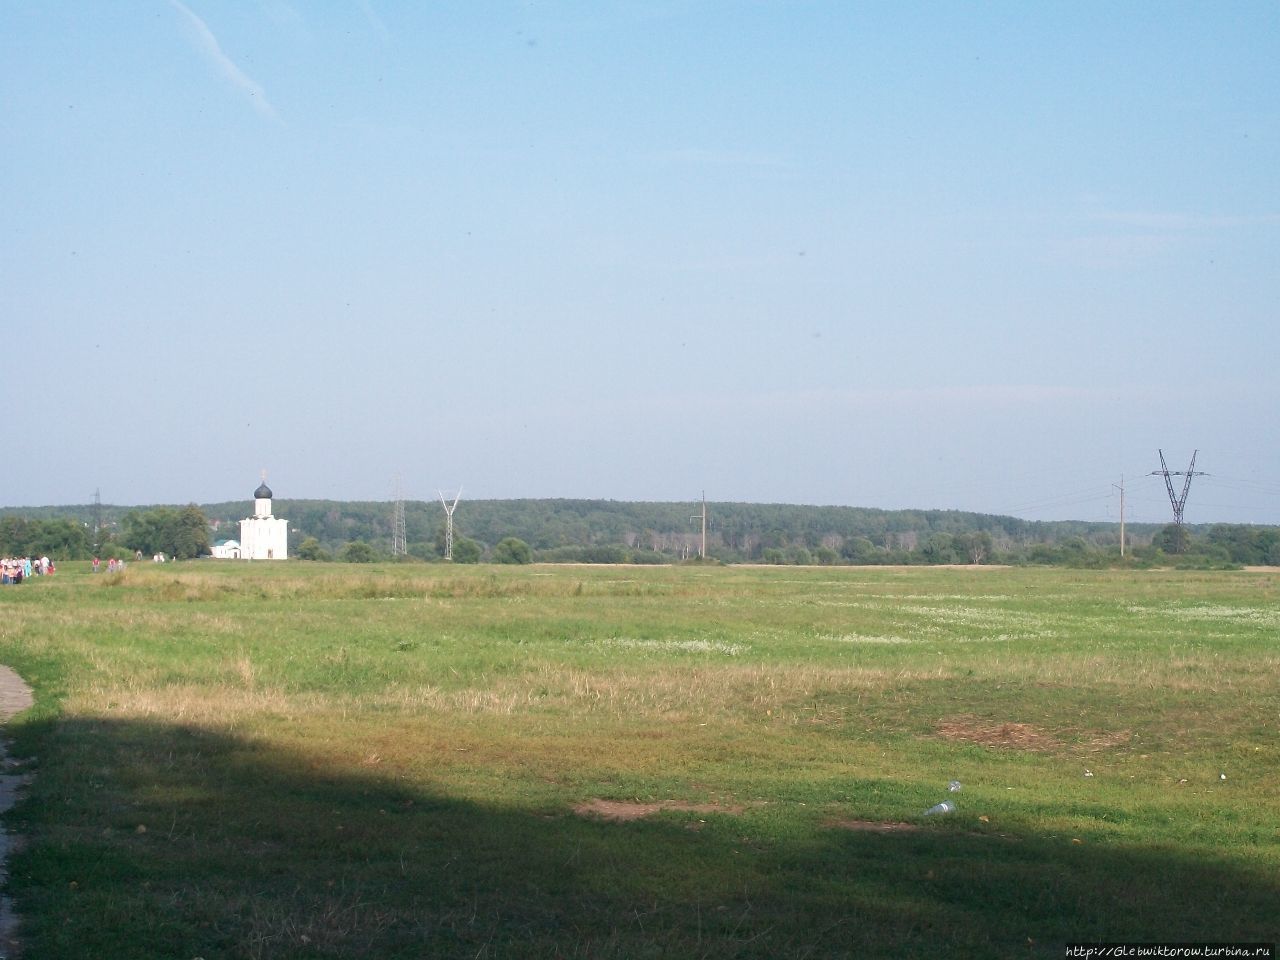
239, 516, 289, 560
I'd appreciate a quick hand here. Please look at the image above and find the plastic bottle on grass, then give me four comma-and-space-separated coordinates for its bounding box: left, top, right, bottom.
923, 801, 956, 816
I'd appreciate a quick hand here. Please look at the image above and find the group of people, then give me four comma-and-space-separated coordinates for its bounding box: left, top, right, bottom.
1, 555, 54, 584
90, 557, 127, 574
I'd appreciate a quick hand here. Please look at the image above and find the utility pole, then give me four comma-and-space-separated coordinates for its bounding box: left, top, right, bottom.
1112, 476, 1125, 557
689, 492, 707, 560
92, 488, 102, 555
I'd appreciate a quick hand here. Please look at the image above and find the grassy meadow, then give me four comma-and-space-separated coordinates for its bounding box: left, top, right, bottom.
0, 561, 1276, 958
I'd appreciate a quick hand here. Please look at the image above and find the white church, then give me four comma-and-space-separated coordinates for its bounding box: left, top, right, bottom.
236, 478, 289, 560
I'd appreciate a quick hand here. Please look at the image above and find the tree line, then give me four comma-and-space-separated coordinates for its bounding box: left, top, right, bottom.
2, 499, 1276, 567
0, 507, 210, 561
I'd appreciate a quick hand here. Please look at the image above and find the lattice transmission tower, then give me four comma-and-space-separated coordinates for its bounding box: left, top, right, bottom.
1151, 449, 1207, 528
439, 487, 461, 561
390, 475, 407, 557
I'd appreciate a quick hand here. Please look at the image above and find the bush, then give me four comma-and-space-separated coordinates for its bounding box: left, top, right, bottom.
537, 546, 587, 563
296, 537, 330, 561
339, 541, 378, 563
492, 537, 532, 564
841, 537, 879, 564
451, 538, 483, 564
534, 545, 630, 564
408, 542, 440, 561
628, 550, 668, 565
581, 545, 626, 564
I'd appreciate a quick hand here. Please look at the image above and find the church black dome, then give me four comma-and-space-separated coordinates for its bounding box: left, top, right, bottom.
254, 482, 273, 499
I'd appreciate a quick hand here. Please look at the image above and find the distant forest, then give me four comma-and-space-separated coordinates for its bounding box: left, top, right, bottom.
3, 498, 1278, 567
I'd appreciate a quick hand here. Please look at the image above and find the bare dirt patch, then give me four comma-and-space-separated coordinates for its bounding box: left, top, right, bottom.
935, 715, 1061, 751
826, 819, 919, 833
935, 715, 1132, 753
1081, 729, 1133, 752
572, 799, 745, 822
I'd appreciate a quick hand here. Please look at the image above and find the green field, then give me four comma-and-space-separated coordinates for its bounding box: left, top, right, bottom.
1, 563, 1276, 958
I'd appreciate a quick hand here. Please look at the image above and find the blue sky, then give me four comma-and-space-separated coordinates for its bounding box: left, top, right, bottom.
3, 1, 1277, 523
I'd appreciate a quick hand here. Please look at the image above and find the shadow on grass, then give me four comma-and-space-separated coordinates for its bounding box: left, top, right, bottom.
5, 717, 1276, 959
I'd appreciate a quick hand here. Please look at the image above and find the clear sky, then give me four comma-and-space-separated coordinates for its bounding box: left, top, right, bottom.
3, 1, 1277, 524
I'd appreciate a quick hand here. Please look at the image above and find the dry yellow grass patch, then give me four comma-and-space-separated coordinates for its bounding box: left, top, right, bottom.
970, 652, 1280, 693
360, 662, 958, 722
71, 683, 333, 728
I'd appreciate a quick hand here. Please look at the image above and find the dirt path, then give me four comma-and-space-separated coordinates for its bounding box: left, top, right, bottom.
0, 667, 33, 960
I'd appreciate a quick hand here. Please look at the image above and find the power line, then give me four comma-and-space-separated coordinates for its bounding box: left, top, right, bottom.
1004, 487, 1114, 515
1204, 475, 1280, 497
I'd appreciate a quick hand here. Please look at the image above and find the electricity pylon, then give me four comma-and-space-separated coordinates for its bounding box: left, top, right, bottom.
1151, 449, 1207, 529
438, 488, 461, 561
391, 475, 407, 557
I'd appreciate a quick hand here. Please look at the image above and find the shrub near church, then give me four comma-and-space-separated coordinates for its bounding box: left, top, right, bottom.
122, 505, 211, 560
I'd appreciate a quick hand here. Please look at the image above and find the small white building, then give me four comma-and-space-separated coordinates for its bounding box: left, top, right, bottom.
211, 539, 241, 559
239, 481, 289, 560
